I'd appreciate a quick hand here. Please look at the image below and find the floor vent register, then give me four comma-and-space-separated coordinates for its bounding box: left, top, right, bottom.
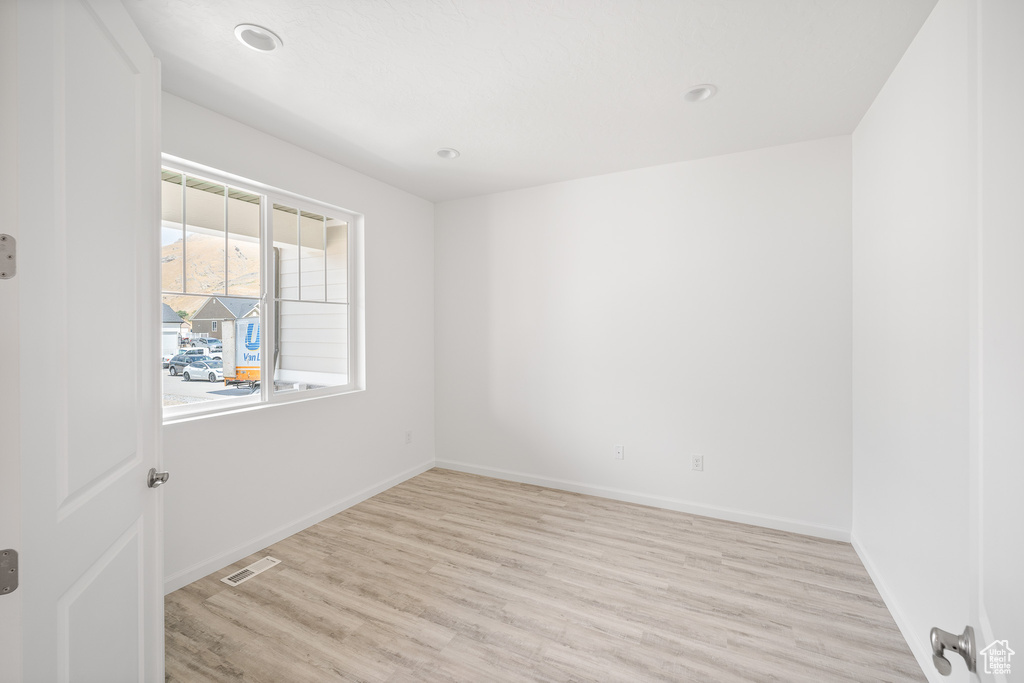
220, 556, 281, 587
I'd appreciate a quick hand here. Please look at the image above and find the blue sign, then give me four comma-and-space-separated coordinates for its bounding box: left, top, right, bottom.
244, 322, 260, 351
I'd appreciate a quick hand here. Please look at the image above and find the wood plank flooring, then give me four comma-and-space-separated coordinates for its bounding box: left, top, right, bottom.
165, 468, 925, 682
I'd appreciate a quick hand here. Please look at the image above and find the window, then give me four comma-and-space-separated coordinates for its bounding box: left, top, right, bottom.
160, 157, 361, 419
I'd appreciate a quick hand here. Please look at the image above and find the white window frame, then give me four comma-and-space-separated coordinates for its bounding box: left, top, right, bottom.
211, 320, 218, 333
161, 155, 364, 423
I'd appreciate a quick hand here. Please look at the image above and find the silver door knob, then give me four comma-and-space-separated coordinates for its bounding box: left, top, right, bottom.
147, 468, 170, 489
931, 625, 976, 675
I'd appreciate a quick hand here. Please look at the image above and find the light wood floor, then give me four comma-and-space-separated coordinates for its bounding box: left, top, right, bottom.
165, 468, 925, 682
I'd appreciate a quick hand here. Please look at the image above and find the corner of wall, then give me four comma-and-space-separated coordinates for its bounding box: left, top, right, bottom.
437, 459, 851, 542
849, 532, 940, 683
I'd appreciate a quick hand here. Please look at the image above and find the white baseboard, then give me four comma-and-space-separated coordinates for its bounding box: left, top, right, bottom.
435, 459, 850, 542
850, 534, 935, 682
163, 459, 435, 594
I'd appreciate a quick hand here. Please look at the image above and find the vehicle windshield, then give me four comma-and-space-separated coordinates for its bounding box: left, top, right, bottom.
205, 361, 223, 368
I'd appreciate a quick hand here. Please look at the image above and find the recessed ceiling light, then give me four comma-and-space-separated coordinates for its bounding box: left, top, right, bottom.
684, 84, 717, 103
234, 24, 283, 52
436, 148, 461, 159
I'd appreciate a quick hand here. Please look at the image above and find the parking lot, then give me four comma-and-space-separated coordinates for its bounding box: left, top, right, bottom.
163, 370, 256, 406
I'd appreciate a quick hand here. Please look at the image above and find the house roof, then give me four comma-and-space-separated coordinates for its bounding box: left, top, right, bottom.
193, 296, 259, 320
162, 303, 184, 324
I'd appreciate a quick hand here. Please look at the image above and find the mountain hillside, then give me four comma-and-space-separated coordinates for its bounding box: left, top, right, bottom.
162, 234, 260, 320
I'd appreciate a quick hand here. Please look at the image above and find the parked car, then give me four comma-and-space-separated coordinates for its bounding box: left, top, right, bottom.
182, 359, 223, 383
162, 352, 176, 368
167, 352, 211, 375
190, 337, 222, 351
177, 344, 221, 361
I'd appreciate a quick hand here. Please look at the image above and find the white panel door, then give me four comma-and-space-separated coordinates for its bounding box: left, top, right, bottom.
976, 0, 1024, 679
14, 1, 163, 681
0, 1, 23, 678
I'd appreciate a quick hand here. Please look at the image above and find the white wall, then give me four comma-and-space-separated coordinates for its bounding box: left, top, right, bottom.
435, 136, 853, 539
161, 95, 435, 591
851, 0, 974, 678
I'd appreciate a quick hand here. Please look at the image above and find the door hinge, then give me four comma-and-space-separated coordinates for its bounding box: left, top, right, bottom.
0, 549, 17, 595
0, 235, 15, 279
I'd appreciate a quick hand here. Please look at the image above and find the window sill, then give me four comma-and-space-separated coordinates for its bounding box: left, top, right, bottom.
162, 383, 365, 426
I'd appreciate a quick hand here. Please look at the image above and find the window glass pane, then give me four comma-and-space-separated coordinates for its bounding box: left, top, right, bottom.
162, 161, 358, 419
326, 217, 348, 303
300, 211, 326, 302
161, 293, 260, 410
273, 204, 300, 300
184, 177, 226, 295
273, 300, 348, 395
226, 188, 261, 297
160, 171, 183, 293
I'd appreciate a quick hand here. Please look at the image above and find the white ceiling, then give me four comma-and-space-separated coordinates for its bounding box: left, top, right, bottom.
125, 0, 936, 202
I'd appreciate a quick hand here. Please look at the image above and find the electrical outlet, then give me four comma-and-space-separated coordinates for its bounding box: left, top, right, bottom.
405, 430, 413, 445
691, 455, 704, 472
614, 445, 624, 460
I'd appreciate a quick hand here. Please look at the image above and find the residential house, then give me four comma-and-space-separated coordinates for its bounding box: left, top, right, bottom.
161, 302, 188, 354
188, 296, 259, 339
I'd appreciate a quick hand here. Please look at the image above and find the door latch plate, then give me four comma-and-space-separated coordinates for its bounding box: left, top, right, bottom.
0, 235, 15, 279
0, 549, 17, 595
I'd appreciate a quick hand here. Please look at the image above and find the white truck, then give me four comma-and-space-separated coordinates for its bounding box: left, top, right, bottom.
223, 318, 261, 386
161, 328, 180, 367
